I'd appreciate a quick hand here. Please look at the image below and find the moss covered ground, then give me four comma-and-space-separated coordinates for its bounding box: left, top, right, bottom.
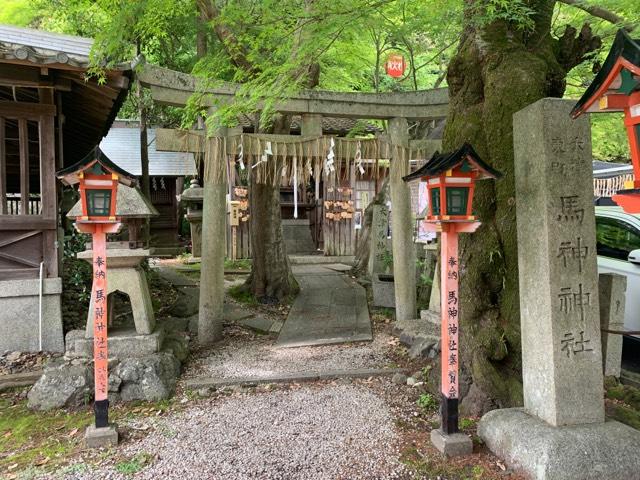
0, 388, 176, 477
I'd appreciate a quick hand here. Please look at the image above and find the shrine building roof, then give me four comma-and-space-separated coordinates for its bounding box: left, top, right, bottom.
571, 29, 640, 118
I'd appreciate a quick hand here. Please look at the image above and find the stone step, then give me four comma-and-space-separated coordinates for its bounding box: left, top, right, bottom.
184, 368, 407, 390
0, 370, 42, 392
288, 255, 355, 265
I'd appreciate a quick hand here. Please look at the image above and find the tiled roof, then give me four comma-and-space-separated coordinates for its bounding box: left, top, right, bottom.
592, 160, 633, 178
99, 127, 197, 177
0, 24, 133, 69
0, 23, 93, 67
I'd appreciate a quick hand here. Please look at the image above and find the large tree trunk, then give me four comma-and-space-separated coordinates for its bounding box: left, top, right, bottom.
245, 115, 298, 302
444, 1, 600, 412
247, 172, 295, 302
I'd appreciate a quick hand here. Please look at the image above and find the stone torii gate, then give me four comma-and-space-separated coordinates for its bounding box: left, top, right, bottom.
138, 64, 449, 342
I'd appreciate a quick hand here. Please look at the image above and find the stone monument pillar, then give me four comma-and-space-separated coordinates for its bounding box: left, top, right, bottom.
516, 98, 603, 427
368, 204, 390, 277
599, 273, 626, 378
478, 98, 640, 480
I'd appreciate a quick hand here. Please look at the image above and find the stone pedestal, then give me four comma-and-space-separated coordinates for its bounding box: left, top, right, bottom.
430, 428, 472, 457
78, 248, 155, 337
479, 409, 640, 480
599, 273, 626, 378
372, 273, 395, 308
84, 424, 118, 448
478, 98, 640, 479
66, 328, 164, 359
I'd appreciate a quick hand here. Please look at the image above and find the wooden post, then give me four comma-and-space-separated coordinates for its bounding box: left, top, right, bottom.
440, 224, 459, 434
39, 88, 58, 276
18, 118, 29, 214
0, 117, 6, 214
91, 225, 109, 427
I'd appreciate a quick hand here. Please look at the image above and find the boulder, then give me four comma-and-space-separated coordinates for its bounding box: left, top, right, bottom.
28, 362, 93, 410
111, 352, 180, 402
162, 331, 190, 363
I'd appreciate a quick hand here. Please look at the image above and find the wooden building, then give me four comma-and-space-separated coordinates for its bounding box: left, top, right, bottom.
99, 121, 196, 253
0, 24, 131, 351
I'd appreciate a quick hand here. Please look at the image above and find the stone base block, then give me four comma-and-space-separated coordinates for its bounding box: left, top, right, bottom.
372, 273, 395, 308
478, 408, 640, 480
68, 328, 164, 359
84, 424, 118, 448
0, 278, 63, 352
430, 428, 473, 457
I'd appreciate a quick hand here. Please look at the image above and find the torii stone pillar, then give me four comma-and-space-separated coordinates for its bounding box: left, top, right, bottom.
388, 117, 417, 323
198, 123, 228, 345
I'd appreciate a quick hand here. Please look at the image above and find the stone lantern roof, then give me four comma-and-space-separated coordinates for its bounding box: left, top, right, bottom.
67, 185, 158, 220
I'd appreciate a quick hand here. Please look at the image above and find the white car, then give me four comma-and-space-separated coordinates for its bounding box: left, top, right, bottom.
595, 206, 640, 339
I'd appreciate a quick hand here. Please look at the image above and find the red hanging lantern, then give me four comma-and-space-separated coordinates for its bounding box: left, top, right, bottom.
385, 54, 406, 78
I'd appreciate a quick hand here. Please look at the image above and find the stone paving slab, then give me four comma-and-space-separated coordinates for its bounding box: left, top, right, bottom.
277, 264, 372, 347
238, 316, 274, 334
185, 367, 406, 389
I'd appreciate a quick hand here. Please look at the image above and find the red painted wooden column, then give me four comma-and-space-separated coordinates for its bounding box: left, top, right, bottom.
427, 221, 480, 434
77, 221, 120, 428
440, 224, 459, 433
92, 224, 109, 426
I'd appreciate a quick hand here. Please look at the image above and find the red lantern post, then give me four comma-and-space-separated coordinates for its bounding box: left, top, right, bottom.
57, 148, 135, 436
403, 144, 501, 453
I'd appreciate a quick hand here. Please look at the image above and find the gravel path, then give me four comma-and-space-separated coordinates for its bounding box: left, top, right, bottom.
59, 384, 409, 480
184, 332, 395, 380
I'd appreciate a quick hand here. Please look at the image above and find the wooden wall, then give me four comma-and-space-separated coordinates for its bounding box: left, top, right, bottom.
0, 93, 57, 281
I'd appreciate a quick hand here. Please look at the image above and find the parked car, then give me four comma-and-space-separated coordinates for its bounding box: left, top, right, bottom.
595, 206, 640, 340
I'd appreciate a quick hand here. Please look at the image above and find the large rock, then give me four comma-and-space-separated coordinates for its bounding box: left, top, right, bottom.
28, 362, 93, 410
111, 352, 180, 402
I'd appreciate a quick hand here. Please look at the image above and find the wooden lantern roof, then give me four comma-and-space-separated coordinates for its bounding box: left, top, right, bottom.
56, 146, 135, 187
403, 143, 502, 182
571, 29, 640, 118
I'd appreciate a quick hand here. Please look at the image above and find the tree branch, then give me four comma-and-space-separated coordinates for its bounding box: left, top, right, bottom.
558, 0, 635, 32
196, 0, 256, 74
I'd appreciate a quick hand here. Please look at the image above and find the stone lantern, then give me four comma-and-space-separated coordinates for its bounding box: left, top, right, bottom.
67, 182, 159, 339
180, 178, 204, 259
